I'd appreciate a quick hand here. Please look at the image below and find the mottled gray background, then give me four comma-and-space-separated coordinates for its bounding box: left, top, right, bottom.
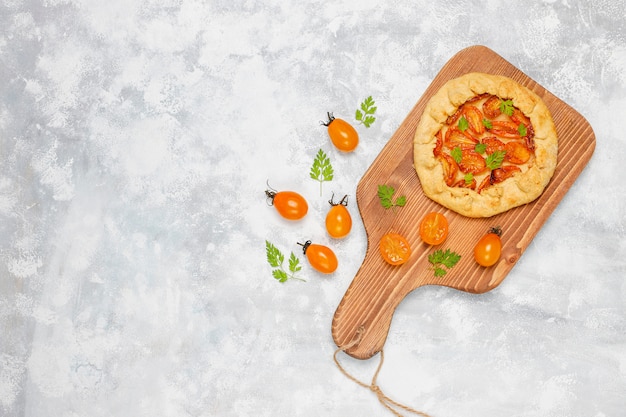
1, 0, 625, 416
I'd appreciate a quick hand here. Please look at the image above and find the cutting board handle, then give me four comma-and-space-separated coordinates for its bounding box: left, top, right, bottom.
332, 252, 430, 360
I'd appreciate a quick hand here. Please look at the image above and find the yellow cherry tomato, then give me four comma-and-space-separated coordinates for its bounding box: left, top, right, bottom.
325, 194, 352, 239
322, 112, 359, 152
299, 240, 338, 274
266, 188, 308, 220
474, 227, 502, 267
379, 232, 412, 266
419, 212, 449, 245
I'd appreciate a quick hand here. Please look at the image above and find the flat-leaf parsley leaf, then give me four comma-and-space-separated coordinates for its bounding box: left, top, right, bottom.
458, 116, 469, 132
265, 240, 305, 282
485, 150, 506, 170
377, 184, 406, 209
310, 148, 334, 196
451, 146, 463, 163
356, 96, 377, 128
500, 99, 514, 116
428, 248, 461, 277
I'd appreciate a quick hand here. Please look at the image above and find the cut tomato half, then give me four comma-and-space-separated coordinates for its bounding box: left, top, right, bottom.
379, 233, 412, 266
419, 212, 449, 246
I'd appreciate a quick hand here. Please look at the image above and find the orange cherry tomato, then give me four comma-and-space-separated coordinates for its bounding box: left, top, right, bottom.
437, 154, 459, 187
265, 188, 308, 220
322, 112, 358, 152
481, 137, 506, 155
490, 121, 522, 139
510, 108, 531, 128
491, 165, 521, 184
379, 232, 412, 266
419, 212, 449, 245
433, 131, 444, 156
453, 176, 476, 190
458, 149, 487, 175
463, 105, 486, 135
298, 240, 338, 274
474, 227, 502, 267
482, 95, 502, 119
446, 128, 479, 149
476, 174, 491, 194
325, 194, 352, 239
504, 141, 532, 164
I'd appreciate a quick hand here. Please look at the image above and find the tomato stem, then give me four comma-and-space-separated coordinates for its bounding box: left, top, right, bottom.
297, 240, 312, 254
265, 189, 277, 206
320, 111, 335, 127
265, 180, 278, 205
328, 193, 349, 207
488, 226, 503, 237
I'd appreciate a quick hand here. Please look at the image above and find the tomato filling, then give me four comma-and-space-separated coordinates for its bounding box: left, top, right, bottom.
434, 95, 536, 193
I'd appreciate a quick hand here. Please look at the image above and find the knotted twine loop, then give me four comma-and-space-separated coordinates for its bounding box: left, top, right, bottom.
333, 326, 433, 417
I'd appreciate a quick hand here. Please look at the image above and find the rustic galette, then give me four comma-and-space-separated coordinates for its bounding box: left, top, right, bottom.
414, 72, 558, 217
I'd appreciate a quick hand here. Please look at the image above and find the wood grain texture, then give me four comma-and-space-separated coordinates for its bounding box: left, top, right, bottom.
331, 45, 596, 360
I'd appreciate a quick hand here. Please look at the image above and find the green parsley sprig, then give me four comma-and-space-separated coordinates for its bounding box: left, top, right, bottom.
485, 150, 506, 170
500, 99, 514, 116
356, 96, 377, 127
451, 146, 463, 163
310, 148, 334, 196
428, 249, 461, 277
377, 184, 406, 209
265, 240, 305, 282
458, 115, 469, 132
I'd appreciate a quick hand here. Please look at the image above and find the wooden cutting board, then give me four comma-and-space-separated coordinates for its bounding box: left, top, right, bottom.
331, 45, 596, 360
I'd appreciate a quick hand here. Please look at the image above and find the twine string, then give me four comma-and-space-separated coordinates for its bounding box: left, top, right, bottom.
333, 326, 433, 417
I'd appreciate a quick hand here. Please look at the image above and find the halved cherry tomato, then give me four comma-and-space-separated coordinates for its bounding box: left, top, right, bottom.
490, 121, 522, 139
437, 154, 459, 186
265, 188, 308, 220
419, 212, 449, 245
446, 128, 479, 149
322, 112, 359, 152
474, 226, 502, 267
298, 240, 338, 274
524, 135, 536, 152
325, 194, 352, 239
510, 108, 530, 128
463, 105, 485, 135
491, 165, 521, 184
446, 107, 463, 127
481, 137, 506, 155
505, 141, 532, 164
433, 130, 444, 157
379, 232, 411, 266
482, 95, 502, 119
476, 175, 491, 194
453, 177, 476, 190
458, 150, 487, 175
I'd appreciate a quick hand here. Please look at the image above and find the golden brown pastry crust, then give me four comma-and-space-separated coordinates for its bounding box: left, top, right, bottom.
414, 73, 558, 218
